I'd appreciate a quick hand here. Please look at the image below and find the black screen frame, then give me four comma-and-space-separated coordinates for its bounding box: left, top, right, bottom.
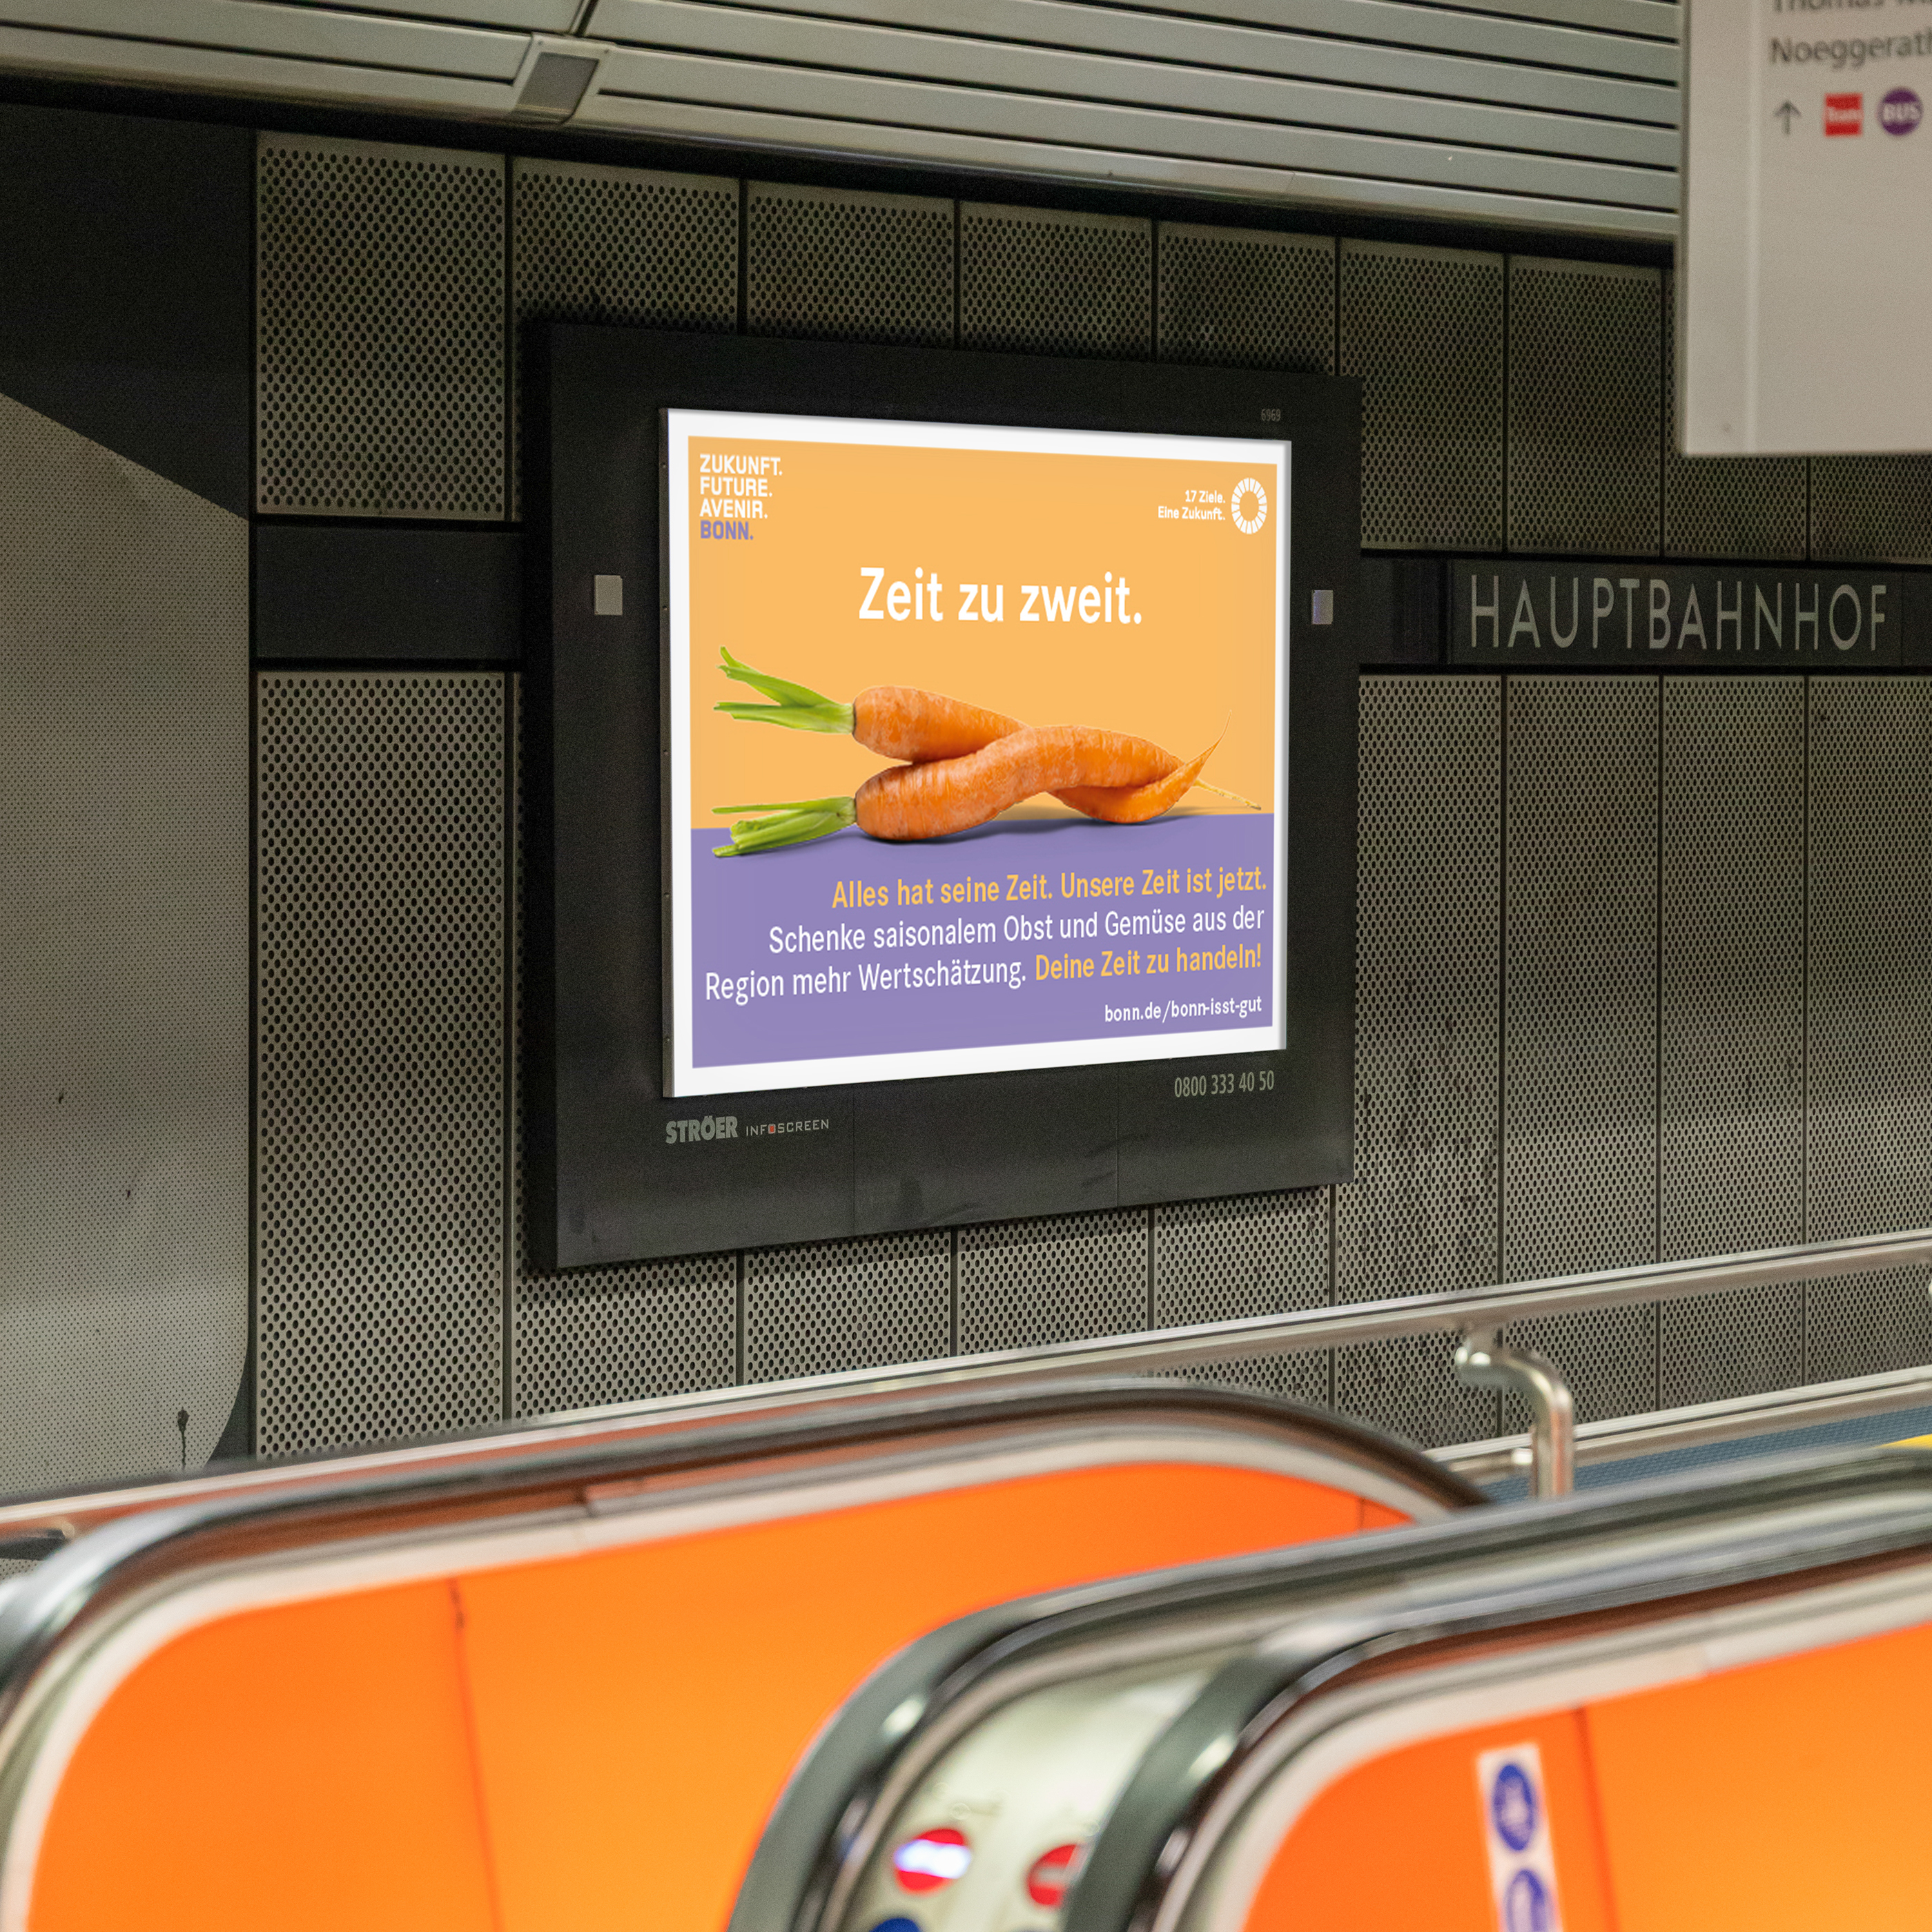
527, 324, 1359, 1270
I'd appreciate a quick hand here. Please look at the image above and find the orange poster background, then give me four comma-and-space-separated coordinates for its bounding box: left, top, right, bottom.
683, 433, 1282, 829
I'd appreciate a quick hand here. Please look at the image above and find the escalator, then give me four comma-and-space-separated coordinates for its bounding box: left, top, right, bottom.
747, 1443, 1932, 1932
0, 1376, 1474, 1932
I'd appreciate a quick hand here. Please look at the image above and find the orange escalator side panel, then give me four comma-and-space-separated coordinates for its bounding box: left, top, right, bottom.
1359, 1500, 1407, 1531
457, 1461, 1378, 1932
30, 1579, 499, 1932
1585, 1617, 1932, 1932
1240, 1710, 1615, 1932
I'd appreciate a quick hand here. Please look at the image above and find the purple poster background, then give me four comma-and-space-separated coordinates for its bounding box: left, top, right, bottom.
689, 812, 1277, 1069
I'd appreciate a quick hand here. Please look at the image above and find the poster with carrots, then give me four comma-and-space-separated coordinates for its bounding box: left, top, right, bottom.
664, 410, 1287, 1097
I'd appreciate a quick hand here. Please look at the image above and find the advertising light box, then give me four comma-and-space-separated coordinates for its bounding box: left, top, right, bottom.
665, 411, 1288, 1097
530, 327, 1357, 1268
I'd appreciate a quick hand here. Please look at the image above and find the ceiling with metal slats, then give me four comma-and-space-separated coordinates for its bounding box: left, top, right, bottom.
0, 0, 1681, 236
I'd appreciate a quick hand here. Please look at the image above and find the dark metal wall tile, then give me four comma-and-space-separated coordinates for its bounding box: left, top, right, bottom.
1661, 277, 1806, 563
1153, 1190, 1329, 1404
745, 1231, 950, 1381
1501, 674, 1658, 1418
1507, 257, 1660, 558
1334, 1335, 1499, 1450
957, 1208, 1148, 1351
516, 1258, 737, 1416
1659, 1286, 1803, 1407
256, 672, 506, 1455
1805, 1269, 1932, 1383
1338, 676, 1501, 1302
748, 182, 953, 347
1660, 677, 1804, 1259
510, 157, 736, 517
508, 677, 736, 1414
1503, 674, 1659, 1277
257, 135, 504, 518
1811, 457, 1932, 564
1157, 224, 1333, 373
1501, 1302, 1655, 1424
959, 203, 1151, 360
1339, 240, 1504, 552
1807, 676, 1932, 1238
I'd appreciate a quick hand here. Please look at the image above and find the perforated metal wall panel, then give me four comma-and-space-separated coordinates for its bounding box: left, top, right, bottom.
1807, 676, 1932, 1240
1659, 677, 1804, 1259
959, 204, 1151, 360
1156, 224, 1334, 373
506, 683, 736, 1416
257, 134, 505, 519
1339, 241, 1503, 552
957, 1208, 1148, 1352
0, 395, 248, 1493
1334, 1336, 1499, 1451
256, 672, 507, 1456
746, 1231, 950, 1381
748, 182, 953, 347
1659, 1285, 1802, 1407
1661, 278, 1805, 562
1507, 257, 1660, 557
517, 1259, 738, 1415
1500, 1302, 1655, 1425
1805, 1269, 1932, 1383
1501, 675, 1657, 1418
510, 157, 736, 516
1339, 676, 1502, 1305
1810, 458, 1932, 565
1503, 674, 1659, 1276
1152, 1190, 1329, 1403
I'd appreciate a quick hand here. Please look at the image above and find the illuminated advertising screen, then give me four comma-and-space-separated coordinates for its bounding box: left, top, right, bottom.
665, 411, 1288, 1097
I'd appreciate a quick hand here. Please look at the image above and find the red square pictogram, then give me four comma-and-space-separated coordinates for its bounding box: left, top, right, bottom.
1826, 92, 1864, 135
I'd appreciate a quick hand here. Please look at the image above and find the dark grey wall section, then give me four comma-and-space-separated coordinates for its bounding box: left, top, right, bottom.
255, 524, 523, 663
0, 104, 251, 517
1500, 674, 1659, 1425
1657, 677, 1804, 1405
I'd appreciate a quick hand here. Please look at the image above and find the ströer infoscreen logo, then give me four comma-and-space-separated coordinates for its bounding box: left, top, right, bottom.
1881, 87, 1923, 135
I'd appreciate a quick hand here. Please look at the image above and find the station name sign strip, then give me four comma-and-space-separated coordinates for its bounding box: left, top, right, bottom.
1451, 562, 1903, 668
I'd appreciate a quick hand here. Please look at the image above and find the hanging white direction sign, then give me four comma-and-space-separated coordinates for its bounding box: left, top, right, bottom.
1680, 0, 1932, 454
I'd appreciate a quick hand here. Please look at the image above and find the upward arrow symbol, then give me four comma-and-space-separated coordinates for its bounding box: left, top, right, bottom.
1775, 99, 1801, 132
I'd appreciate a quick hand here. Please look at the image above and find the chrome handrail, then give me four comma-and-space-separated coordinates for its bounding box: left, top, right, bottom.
639, 1225, 1932, 1412
1440, 1362, 1932, 1483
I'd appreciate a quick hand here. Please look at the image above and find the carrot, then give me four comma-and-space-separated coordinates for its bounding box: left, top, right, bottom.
854, 726, 1187, 841
1056, 734, 1225, 823
714, 648, 1023, 763
712, 727, 1222, 853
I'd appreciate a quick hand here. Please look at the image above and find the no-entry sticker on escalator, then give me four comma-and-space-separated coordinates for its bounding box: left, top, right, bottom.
1476, 1744, 1563, 1932
892, 1825, 972, 1893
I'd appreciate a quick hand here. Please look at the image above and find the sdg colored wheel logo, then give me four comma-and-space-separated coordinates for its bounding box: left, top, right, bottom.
1231, 478, 1269, 534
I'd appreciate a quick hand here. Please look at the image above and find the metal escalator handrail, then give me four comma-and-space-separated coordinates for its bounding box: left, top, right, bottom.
739, 1445, 1932, 1932
0, 1376, 1476, 1758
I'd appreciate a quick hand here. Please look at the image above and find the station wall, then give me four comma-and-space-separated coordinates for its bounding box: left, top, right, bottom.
5, 99, 1932, 1485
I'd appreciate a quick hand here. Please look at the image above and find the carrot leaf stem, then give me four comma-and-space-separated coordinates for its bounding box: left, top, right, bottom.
710, 795, 857, 857
715, 699, 854, 734
715, 646, 855, 735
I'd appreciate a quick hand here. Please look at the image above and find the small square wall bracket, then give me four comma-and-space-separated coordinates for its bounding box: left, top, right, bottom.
510, 37, 612, 121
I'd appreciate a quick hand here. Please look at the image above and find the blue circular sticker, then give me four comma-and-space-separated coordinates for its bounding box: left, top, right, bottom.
1503, 1868, 1551, 1932
868, 1921, 922, 1932
1490, 1762, 1538, 1853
